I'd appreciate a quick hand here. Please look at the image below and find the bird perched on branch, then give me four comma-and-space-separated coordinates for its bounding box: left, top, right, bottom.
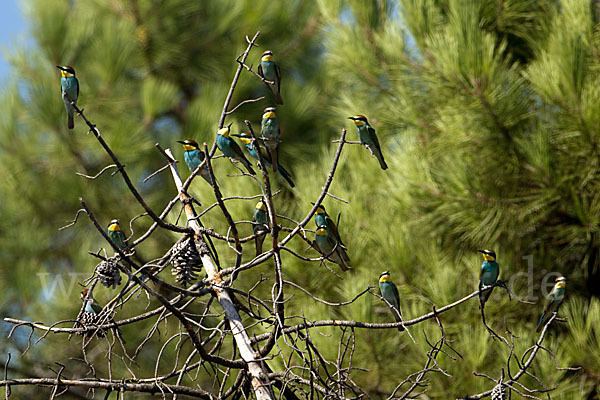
312, 204, 346, 250
216, 125, 256, 175
233, 132, 295, 187
56, 65, 79, 129
478, 249, 499, 309
107, 219, 127, 251
379, 271, 402, 331
536, 276, 567, 332
80, 289, 125, 343
348, 115, 388, 170
257, 50, 283, 105
178, 139, 213, 185
314, 227, 351, 271
253, 201, 269, 256
261, 107, 280, 173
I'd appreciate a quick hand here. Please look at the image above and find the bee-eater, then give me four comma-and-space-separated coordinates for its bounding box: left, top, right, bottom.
261, 107, 280, 173
81, 289, 103, 315
80, 289, 125, 343
478, 249, 499, 309
257, 50, 283, 105
107, 219, 127, 251
379, 271, 402, 330
253, 201, 269, 256
536, 276, 567, 332
56, 65, 79, 129
216, 125, 256, 175
348, 115, 388, 170
177, 139, 213, 185
313, 204, 346, 248
314, 227, 351, 271
233, 132, 295, 187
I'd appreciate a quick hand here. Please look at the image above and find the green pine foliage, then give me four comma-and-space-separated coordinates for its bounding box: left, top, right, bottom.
1, 0, 599, 398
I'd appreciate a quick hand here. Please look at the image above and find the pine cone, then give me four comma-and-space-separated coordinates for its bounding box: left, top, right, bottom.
79, 312, 106, 338
491, 382, 507, 400
171, 236, 203, 287
96, 260, 122, 289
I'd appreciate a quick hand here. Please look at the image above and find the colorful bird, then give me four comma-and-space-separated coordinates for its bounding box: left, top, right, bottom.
478, 249, 500, 309
261, 107, 280, 173
379, 271, 402, 330
216, 125, 256, 175
80, 289, 125, 343
177, 139, 214, 185
81, 288, 103, 315
56, 65, 79, 129
233, 132, 295, 187
313, 204, 346, 249
253, 201, 269, 256
536, 276, 567, 332
257, 50, 283, 105
314, 227, 351, 271
107, 219, 127, 251
348, 115, 388, 170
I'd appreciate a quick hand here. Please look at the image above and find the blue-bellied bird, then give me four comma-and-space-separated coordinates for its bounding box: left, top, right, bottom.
348, 115, 388, 170
261, 107, 280, 173
257, 50, 283, 105
233, 132, 295, 187
216, 125, 256, 175
379, 271, 402, 330
478, 249, 499, 309
177, 139, 213, 185
313, 204, 346, 250
56, 65, 79, 129
253, 201, 269, 256
314, 227, 351, 271
107, 219, 127, 251
536, 276, 567, 332
80, 289, 125, 343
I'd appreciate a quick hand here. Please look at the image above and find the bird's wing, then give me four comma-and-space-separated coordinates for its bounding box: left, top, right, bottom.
542, 290, 556, 313
326, 215, 345, 246
368, 125, 382, 151
275, 63, 282, 92
231, 140, 248, 159
75, 76, 79, 98
311, 240, 322, 254
257, 64, 264, 79
91, 302, 103, 314
391, 282, 401, 310
257, 142, 273, 163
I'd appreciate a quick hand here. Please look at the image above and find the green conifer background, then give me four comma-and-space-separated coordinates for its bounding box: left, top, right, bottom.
1, 0, 599, 398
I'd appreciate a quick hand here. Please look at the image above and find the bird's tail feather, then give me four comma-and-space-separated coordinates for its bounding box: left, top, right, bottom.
267, 147, 279, 172
270, 85, 283, 105
243, 159, 256, 175
278, 166, 295, 188
68, 114, 74, 130
536, 314, 545, 332
255, 235, 265, 257
377, 153, 388, 170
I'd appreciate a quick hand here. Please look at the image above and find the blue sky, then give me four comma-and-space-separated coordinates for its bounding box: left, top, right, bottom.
0, 0, 25, 83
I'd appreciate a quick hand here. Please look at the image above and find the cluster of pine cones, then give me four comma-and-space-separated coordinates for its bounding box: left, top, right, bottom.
170, 236, 203, 287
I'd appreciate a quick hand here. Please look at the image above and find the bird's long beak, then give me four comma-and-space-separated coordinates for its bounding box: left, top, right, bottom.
177, 140, 186, 144
348, 117, 356, 120
227, 122, 233, 129
477, 249, 485, 253
231, 134, 243, 138
56, 65, 66, 71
